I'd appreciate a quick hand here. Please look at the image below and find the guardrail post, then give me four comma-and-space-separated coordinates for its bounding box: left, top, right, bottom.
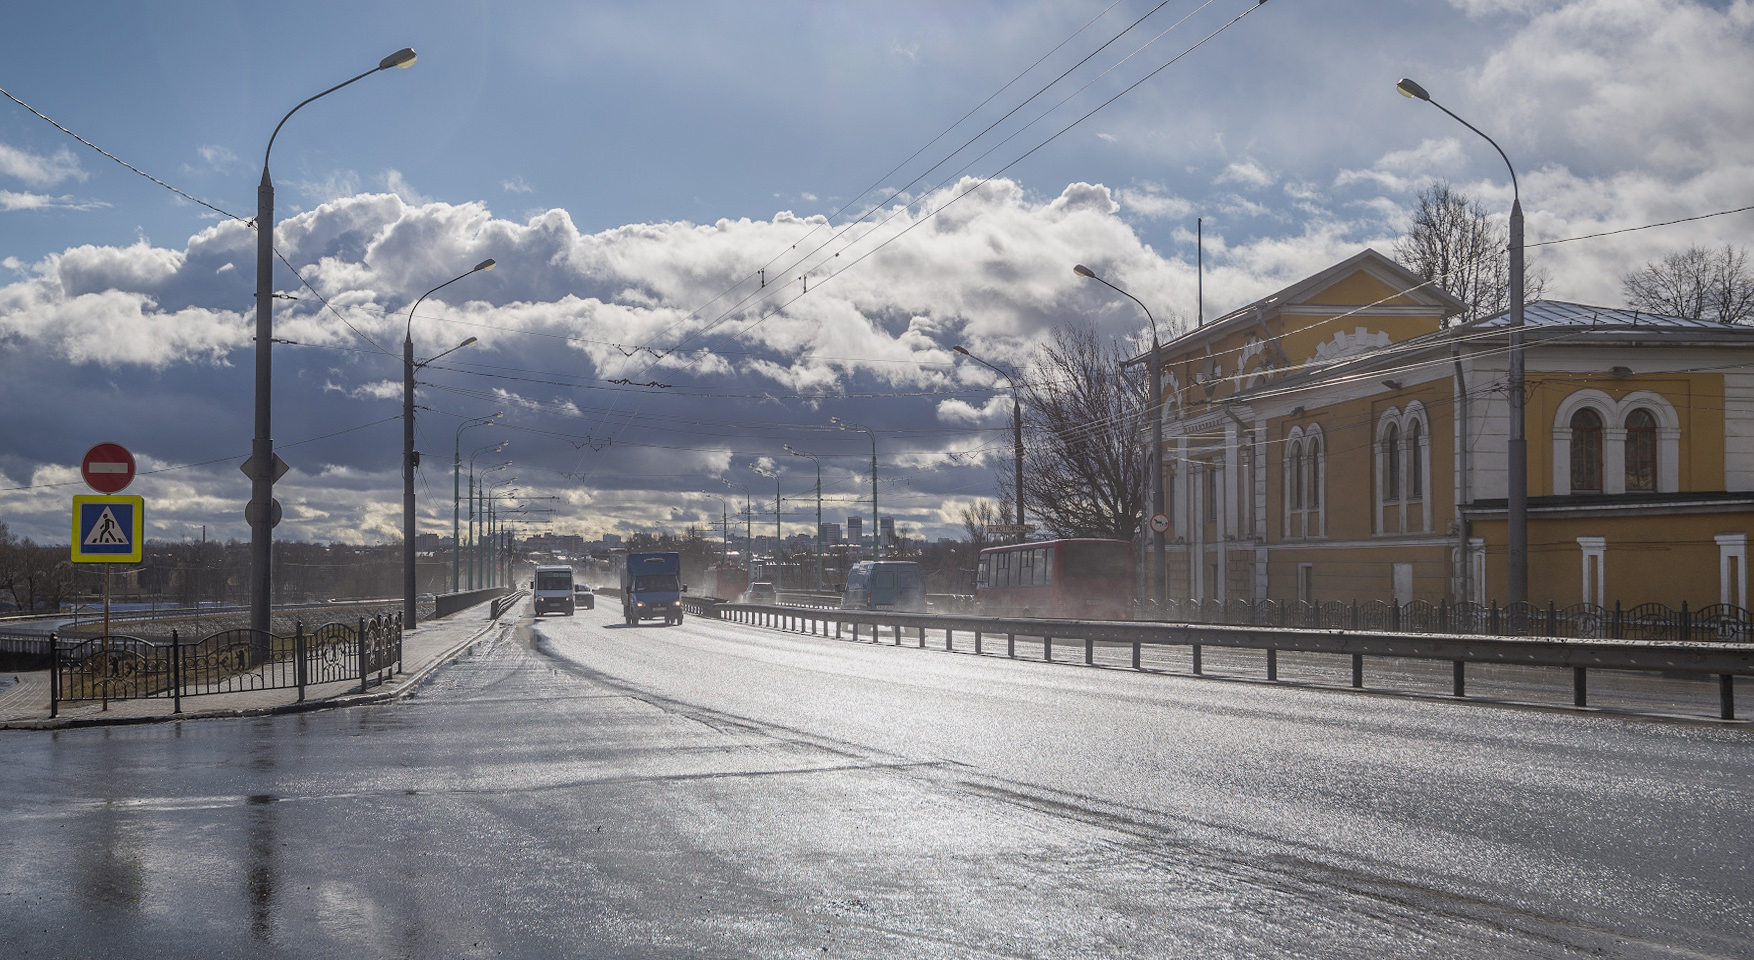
295, 620, 307, 702
358, 617, 368, 694
945, 627, 953, 652
1722, 675, 1735, 720
1573, 667, 1587, 707
1132, 640, 1140, 670
1265, 648, 1276, 681
48, 632, 60, 718
1351, 653, 1363, 689
1452, 660, 1465, 697
1191, 643, 1202, 674
171, 629, 182, 714
1044, 635, 1053, 662
917, 626, 925, 649
1007, 633, 1015, 658
975, 630, 983, 655
1084, 637, 1093, 665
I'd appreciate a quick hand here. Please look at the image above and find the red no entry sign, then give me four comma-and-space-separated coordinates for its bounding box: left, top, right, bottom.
81, 442, 136, 494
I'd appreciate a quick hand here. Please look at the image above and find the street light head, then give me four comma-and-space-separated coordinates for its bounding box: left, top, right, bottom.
473, 258, 497, 272
1073, 264, 1097, 279
1395, 78, 1430, 101
380, 48, 418, 70
952, 345, 970, 356
459, 336, 479, 348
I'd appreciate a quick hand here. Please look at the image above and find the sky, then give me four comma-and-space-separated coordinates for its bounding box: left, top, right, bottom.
1, 0, 1751, 548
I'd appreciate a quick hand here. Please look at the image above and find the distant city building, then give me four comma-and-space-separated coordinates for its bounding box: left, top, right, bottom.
820, 522, 842, 544
846, 516, 862, 543
879, 516, 895, 545
602, 534, 622, 548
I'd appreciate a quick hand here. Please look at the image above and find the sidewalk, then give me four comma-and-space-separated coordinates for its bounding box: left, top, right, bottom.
0, 597, 525, 730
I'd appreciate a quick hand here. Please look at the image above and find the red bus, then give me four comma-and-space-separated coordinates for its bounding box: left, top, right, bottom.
974, 539, 1134, 620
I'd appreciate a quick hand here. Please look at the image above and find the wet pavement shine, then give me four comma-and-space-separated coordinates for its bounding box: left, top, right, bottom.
1, 603, 1750, 958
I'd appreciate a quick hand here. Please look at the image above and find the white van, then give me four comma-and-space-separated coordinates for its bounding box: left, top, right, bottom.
532, 565, 575, 616
840, 561, 926, 612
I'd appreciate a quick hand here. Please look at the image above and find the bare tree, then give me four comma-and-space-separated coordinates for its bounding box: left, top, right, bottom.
958, 498, 1001, 553
1001, 322, 1148, 541
1395, 181, 1544, 324
1621, 244, 1754, 324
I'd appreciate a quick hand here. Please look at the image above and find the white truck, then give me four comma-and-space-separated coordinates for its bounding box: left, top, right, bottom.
532, 564, 576, 616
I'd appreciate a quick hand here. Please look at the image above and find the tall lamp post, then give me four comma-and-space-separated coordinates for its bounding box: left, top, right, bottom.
453, 413, 501, 591
750, 463, 782, 564
250, 47, 418, 639
1073, 264, 1165, 611
468, 453, 508, 588
951, 345, 1025, 535
721, 479, 752, 562
831, 418, 881, 560
784, 445, 824, 590
485, 478, 517, 588
403, 258, 495, 626
1397, 77, 1526, 605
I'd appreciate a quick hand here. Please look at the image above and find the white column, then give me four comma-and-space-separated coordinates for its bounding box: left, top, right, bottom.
1577, 536, 1606, 606
1717, 533, 1747, 607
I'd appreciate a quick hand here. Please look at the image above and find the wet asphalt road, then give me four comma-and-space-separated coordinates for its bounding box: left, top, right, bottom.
2, 610, 1750, 959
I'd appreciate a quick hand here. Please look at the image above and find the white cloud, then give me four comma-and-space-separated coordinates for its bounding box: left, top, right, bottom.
1215, 158, 1274, 189
1116, 183, 1192, 220
0, 142, 85, 187
196, 144, 237, 170
383, 170, 429, 205
501, 176, 534, 194
0, 190, 110, 212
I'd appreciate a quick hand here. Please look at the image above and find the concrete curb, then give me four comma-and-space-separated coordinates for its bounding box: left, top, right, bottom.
0, 608, 514, 732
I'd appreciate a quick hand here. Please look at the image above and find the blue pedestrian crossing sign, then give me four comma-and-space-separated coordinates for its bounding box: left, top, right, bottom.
72, 495, 144, 563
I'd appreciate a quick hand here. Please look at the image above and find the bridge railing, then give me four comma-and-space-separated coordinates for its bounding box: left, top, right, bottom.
48, 614, 403, 717
709, 603, 1754, 720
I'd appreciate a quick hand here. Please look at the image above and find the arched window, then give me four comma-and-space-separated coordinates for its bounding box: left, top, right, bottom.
1307, 435, 1321, 509
1383, 423, 1401, 502
1570, 408, 1604, 493
1290, 440, 1304, 510
1625, 408, 1657, 493
1407, 420, 1423, 500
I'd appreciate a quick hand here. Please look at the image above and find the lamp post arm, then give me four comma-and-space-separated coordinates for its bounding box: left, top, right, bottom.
1426, 100, 1519, 202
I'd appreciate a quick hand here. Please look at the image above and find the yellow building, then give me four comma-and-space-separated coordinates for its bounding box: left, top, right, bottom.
1146, 248, 1754, 610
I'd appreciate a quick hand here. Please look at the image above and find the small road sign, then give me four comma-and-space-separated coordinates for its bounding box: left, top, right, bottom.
80, 442, 135, 494
239, 452, 290, 484
72, 495, 145, 563
1149, 513, 1170, 534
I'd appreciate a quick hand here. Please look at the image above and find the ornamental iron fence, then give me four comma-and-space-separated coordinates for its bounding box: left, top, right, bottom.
49, 614, 402, 717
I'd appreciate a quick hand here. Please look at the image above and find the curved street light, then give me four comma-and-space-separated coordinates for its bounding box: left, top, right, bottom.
721, 478, 752, 560
749, 463, 782, 562
469, 453, 509, 588
830, 417, 881, 560
951, 346, 1026, 536
452, 413, 502, 590
1398, 77, 1527, 605
403, 259, 496, 624
1073, 264, 1166, 610
250, 46, 418, 639
783, 445, 824, 590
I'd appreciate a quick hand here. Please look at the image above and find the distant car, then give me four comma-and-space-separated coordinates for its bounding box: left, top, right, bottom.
573, 583, 595, 610
742, 582, 777, 604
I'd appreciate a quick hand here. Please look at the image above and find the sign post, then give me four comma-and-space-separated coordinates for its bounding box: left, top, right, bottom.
73, 442, 142, 712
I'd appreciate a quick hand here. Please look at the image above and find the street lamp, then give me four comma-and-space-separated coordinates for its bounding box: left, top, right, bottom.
951, 345, 1026, 536
830, 418, 881, 560
749, 463, 782, 565
453, 413, 501, 591
783, 446, 824, 590
470, 454, 509, 588
1397, 77, 1527, 605
485, 477, 517, 589
404, 258, 495, 625
721, 478, 752, 562
1073, 264, 1166, 611
249, 46, 418, 639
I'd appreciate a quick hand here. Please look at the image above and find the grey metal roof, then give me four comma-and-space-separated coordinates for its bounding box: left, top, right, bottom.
1466, 300, 1736, 330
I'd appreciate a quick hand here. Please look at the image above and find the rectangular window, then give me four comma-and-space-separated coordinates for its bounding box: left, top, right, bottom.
1298, 563, 1315, 603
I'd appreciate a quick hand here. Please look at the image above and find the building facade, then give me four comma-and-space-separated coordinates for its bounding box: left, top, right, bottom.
1147, 248, 1754, 609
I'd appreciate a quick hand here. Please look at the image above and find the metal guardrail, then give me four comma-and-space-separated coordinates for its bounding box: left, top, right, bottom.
437, 587, 510, 619
708, 603, 1753, 720
490, 591, 526, 620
